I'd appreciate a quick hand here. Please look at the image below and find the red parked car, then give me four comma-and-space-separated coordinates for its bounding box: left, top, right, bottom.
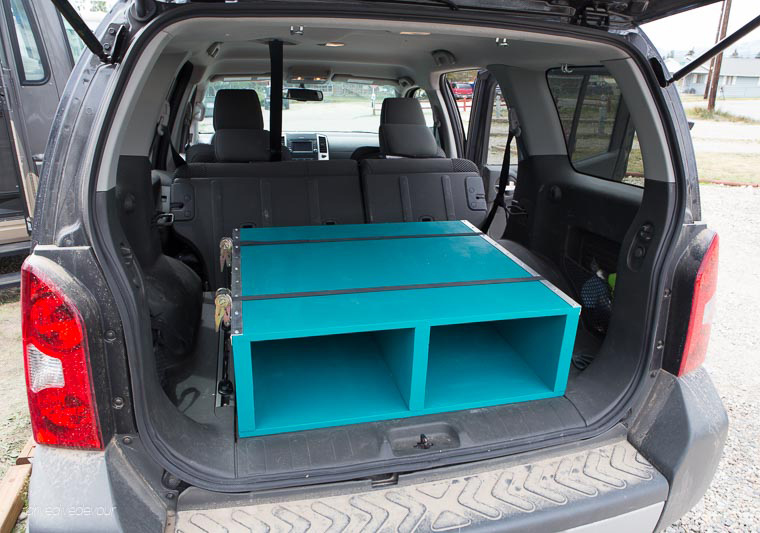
451, 81, 474, 99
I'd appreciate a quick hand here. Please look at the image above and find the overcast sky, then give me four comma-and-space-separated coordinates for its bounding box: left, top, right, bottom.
642, 0, 760, 53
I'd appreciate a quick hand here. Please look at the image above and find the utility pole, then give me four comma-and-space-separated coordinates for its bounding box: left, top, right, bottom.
704, 0, 728, 99
707, 0, 733, 111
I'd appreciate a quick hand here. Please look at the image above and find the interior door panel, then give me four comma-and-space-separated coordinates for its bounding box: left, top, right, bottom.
505, 155, 642, 334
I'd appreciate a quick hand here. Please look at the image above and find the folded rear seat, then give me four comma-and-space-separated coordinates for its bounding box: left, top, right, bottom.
360, 98, 487, 225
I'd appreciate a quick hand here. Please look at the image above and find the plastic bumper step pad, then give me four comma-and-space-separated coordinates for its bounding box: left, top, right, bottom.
174, 439, 667, 532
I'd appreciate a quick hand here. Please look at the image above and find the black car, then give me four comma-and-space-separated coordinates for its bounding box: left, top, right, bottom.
23, 0, 734, 531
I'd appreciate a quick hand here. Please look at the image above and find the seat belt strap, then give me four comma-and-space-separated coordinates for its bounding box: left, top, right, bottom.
481, 108, 520, 234
268, 39, 284, 162
170, 142, 186, 169
154, 99, 186, 169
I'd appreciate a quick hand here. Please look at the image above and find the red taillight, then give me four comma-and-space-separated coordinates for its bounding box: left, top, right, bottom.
21, 259, 102, 449
678, 234, 719, 376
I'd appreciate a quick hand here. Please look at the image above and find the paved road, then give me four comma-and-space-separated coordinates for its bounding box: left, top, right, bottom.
684, 99, 760, 122
689, 119, 760, 154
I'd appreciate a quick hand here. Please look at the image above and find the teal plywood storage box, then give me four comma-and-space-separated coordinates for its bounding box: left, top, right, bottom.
230, 221, 580, 437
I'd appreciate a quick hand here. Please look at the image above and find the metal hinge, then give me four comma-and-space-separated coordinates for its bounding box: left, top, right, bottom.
571, 4, 612, 29
49, 1, 130, 64
101, 24, 130, 64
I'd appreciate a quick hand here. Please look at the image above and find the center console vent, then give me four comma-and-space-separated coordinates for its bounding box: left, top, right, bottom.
317, 134, 329, 160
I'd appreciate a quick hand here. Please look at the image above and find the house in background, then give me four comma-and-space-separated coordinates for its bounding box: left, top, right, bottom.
671, 50, 760, 98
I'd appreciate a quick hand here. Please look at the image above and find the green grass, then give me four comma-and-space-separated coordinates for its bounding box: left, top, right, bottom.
696, 152, 760, 184
686, 107, 760, 124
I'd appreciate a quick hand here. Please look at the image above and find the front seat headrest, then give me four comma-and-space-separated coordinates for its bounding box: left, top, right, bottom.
214, 89, 264, 130
214, 130, 271, 163
379, 98, 444, 158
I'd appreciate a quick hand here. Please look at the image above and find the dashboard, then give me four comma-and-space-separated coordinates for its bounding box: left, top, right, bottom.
283, 132, 379, 161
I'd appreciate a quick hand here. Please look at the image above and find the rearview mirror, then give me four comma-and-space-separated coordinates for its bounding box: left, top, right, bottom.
286, 88, 323, 102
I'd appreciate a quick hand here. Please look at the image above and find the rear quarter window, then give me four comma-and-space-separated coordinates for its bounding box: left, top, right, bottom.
547, 68, 643, 188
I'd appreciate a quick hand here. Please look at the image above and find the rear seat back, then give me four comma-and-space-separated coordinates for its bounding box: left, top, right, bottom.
360, 98, 487, 225
171, 159, 364, 287
171, 96, 486, 288
361, 157, 487, 224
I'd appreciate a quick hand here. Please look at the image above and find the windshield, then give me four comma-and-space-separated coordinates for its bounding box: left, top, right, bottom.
198, 79, 405, 142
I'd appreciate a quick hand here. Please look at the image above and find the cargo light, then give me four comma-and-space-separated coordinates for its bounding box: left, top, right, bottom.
679, 234, 719, 376
21, 260, 102, 449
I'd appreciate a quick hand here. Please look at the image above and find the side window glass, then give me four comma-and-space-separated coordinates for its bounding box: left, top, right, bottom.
623, 132, 644, 187
485, 87, 517, 166
573, 76, 621, 161
443, 70, 477, 137
547, 69, 641, 187
62, 18, 87, 61
6, 0, 47, 84
414, 90, 435, 128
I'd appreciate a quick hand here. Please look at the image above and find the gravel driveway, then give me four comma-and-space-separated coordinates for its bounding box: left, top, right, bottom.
667, 184, 760, 532
0, 185, 757, 530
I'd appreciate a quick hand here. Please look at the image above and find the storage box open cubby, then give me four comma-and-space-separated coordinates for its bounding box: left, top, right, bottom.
425, 317, 571, 411
242, 328, 423, 436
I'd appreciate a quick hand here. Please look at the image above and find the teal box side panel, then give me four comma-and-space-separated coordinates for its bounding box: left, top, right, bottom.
231, 334, 256, 436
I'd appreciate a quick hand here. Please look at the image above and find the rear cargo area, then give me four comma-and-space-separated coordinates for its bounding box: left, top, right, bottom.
93, 10, 675, 490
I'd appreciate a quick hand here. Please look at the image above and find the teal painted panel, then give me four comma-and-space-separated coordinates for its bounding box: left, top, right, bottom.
374, 328, 417, 409
241, 281, 570, 341
554, 311, 582, 395
239, 231, 530, 298
231, 334, 256, 436
231, 221, 581, 438
239, 221, 474, 242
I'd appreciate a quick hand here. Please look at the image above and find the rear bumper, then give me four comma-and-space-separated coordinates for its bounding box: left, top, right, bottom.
174, 438, 667, 533
27, 368, 727, 533
629, 367, 729, 530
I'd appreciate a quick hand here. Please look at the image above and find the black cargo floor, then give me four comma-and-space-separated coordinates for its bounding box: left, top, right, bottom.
164, 293, 598, 485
